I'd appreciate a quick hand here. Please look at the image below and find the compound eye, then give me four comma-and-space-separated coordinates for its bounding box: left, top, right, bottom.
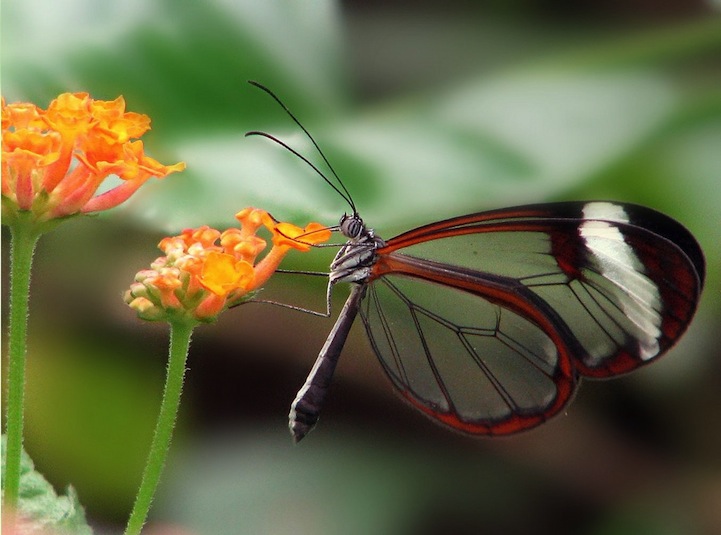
340, 214, 364, 238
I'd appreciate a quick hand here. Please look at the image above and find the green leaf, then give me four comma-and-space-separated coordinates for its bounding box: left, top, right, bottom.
1, 435, 93, 535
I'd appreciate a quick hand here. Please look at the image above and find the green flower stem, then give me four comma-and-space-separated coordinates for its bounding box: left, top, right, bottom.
3, 214, 42, 508
124, 319, 196, 535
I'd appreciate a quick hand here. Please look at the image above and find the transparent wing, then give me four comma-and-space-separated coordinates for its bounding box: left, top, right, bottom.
359, 274, 577, 435
357, 202, 704, 434
376, 202, 704, 378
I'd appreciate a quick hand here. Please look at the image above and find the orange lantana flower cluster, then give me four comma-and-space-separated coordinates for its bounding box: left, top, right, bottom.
124, 208, 331, 323
1, 92, 185, 225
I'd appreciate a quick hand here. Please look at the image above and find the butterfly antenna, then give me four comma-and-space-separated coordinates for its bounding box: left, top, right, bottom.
247, 80, 357, 215
245, 131, 353, 209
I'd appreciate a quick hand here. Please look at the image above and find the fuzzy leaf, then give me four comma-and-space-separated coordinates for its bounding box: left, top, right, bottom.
1, 435, 93, 535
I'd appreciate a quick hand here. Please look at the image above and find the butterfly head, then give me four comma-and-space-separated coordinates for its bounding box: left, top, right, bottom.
339, 213, 367, 240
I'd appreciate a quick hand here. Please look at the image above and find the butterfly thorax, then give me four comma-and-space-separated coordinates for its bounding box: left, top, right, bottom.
330, 213, 386, 285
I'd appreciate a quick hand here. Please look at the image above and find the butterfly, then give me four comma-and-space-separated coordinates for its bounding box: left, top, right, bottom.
247, 82, 705, 442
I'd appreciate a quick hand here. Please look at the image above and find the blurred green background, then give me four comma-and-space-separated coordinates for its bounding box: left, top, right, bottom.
2, 1, 721, 534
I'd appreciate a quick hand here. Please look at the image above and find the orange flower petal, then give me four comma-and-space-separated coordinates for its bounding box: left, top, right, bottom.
89, 96, 151, 143
42, 92, 94, 136
2, 101, 45, 130
2, 129, 62, 165
235, 207, 269, 237
198, 252, 255, 296
300, 222, 333, 246
270, 221, 331, 252
220, 228, 266, 263
3, 92, 184, 222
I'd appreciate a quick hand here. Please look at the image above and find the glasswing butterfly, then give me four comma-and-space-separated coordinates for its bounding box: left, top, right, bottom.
247, 82, 705, 443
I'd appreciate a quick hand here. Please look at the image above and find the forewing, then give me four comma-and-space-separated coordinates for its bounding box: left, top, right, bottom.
377, 202, 704, 378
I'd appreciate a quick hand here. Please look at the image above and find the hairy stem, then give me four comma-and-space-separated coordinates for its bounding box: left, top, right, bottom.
3, 215, 41, 508
124, 320, 195, 535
